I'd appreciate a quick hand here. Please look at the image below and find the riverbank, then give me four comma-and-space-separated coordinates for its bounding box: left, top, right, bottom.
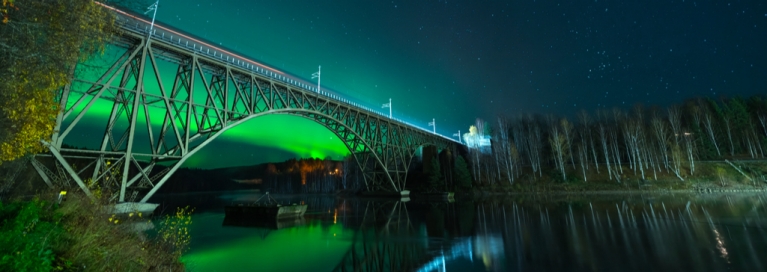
0, 191, 188, 271
472, 186, 767, 198
466, 160, 767, 197
471, 181, 767, 196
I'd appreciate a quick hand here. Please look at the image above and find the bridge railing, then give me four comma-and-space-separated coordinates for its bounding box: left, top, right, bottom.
107, 5, 462, 145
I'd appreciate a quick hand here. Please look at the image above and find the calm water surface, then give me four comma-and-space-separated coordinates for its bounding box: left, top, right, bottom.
153, 191, 767, 272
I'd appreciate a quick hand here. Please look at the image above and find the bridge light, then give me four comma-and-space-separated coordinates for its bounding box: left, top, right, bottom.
381, 98, 392, 118
428, 118, 436, 134
312, 66, 321, 93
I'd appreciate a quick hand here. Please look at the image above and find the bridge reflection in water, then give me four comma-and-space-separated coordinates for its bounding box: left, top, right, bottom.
331, 198, 504, 272
173, 193, 767, 272
332, 199, 424, 272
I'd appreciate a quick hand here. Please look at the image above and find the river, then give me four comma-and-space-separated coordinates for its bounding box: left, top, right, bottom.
152, 191, 767, 272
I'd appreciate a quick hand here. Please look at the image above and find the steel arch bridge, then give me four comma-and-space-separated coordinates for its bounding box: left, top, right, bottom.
31, 8, 459, 203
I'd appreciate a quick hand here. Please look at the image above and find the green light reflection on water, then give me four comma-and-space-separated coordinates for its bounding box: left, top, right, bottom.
182, 213, 353, 272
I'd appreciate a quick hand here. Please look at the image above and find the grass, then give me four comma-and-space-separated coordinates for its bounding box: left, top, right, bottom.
0, 190, 190, 271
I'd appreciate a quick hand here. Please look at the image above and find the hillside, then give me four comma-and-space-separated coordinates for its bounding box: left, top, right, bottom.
155, 164, 268, 194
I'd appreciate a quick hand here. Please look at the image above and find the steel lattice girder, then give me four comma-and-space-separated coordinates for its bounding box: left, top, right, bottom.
38, 22, 456, 203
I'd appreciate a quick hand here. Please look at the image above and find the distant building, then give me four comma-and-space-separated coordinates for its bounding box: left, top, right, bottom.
462, 124, 492, 154
463, 134, 492, 154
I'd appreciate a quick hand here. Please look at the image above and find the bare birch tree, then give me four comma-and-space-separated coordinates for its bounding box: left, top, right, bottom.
561, 118, 575, 169
578, 110, 599, 173
650, 114, 670, 171
549, 124, 568, 181
667, 107, 685, 180
597, 122, 614, 182
497, 116, 514, 184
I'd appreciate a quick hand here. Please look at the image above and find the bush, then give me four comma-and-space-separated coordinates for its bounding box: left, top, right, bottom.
55, 193, 187, 271
0, 192, 187, 271
156, 206, 194, 259
0, 199, 63, 271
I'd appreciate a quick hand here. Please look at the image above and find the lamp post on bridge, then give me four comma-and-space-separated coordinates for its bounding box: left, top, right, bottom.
453, 130, 461, 142
312, 66, 321, 93
382, 98, 392, 118
428, 118, 436, 134
144, 1, 159, 46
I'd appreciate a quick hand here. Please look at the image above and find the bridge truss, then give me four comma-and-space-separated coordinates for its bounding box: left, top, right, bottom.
31, 14, 456, 203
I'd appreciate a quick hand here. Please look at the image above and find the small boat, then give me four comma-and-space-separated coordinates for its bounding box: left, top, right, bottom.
224, 192, 307, 220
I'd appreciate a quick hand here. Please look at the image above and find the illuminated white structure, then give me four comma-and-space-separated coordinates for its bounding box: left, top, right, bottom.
463, 125, 492, 154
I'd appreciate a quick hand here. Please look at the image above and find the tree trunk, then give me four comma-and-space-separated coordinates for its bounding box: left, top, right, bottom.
599, 125, 613, 181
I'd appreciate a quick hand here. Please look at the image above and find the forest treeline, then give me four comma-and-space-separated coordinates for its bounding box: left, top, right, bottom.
462, 96, 767, 187
259, 150, 475, 193
261, 157, 351, 194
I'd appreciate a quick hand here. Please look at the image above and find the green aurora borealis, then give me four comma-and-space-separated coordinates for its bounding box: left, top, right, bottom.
182, 115, 349, 168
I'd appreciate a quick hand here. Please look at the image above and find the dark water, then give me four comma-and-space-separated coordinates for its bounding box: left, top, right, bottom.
153, 191, 767, 272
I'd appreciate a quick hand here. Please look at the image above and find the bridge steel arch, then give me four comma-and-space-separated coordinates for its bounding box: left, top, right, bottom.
32, 15, 457, 203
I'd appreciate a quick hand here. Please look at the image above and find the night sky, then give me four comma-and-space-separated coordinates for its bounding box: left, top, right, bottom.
89, 0, 767, 168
